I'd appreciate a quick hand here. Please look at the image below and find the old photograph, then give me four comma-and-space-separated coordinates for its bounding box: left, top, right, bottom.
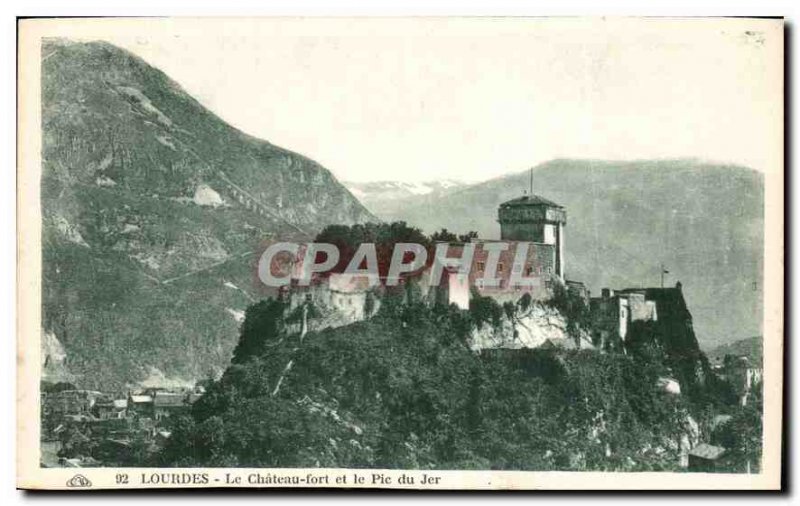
16, 17, 783, 490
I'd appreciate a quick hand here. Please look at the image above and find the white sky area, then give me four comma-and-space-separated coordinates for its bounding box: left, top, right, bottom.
47, 18, 782, 183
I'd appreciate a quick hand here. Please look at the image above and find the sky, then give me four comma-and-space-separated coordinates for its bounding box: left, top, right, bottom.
38, 17, 783, 183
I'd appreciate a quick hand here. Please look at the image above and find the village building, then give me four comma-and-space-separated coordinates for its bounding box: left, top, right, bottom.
93, 397, 128, 420
717, 355, 763, 406
153, 391, 190, 421
126, 393, 154, 418
41, 383, 207, 468
42, 389, 103, 418
187, 386, 205, 405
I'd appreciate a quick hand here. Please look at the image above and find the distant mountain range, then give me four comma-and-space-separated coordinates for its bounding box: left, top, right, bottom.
41, 39, 374, 388
360, 159, 764, 349
343, 180, 466, 211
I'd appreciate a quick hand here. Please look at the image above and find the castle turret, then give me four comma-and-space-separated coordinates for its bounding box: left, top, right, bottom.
497, 195, 566, 279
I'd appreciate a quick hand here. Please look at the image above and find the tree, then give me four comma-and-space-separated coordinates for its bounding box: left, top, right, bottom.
711, 403, 762, 472
41, 380, 77, 393
547, 281, 590, 340
430, 229, 478, 244
457, 231, 479, 243
468, 290, 504, 328
315, 221, 431, 278
231, 299, 287, 364
430, 228, 458, 242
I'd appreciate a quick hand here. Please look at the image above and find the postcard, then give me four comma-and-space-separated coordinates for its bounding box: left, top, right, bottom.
16, 17, 783, 490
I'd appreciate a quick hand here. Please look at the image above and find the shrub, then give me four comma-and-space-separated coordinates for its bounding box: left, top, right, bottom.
468, 290, 504, 328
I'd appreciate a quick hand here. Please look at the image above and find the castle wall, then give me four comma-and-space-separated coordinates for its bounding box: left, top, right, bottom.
626, 292, 658, 321
589, 290, 659, 351
557, 223, 564, 278
435, 242, 557, 304
287, 278, 377, 330
447, 271, 470, 310
619, 299, 629, 340
497, 205, 566, 224
544, 224, 556, 244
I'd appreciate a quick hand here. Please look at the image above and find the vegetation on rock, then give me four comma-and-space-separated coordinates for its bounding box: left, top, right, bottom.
160, 298, 702, 471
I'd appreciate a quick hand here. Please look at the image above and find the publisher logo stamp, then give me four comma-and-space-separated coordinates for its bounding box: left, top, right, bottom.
66, 474, 92, 488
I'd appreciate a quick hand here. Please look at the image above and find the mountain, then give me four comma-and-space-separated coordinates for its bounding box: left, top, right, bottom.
704, 337, 763, 366
365, 159, 764, 349
40, 39, 375, 388
343, 180, 466, 212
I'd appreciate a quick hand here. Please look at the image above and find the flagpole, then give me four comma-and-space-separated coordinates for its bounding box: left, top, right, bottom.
529, 167, 533, 196
661, 263, 664, 288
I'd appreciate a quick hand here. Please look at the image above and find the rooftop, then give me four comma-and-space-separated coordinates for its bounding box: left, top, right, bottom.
154, 392, 187, 407
499, 194, 563, 209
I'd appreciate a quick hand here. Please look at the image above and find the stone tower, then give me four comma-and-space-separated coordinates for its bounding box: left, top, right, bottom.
497, 195, 567, 279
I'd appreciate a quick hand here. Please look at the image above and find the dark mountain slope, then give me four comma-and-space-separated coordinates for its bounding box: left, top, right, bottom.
371, 159, 764, 349
40, 39, 375, 388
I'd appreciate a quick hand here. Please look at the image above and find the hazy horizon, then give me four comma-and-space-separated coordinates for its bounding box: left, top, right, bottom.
340, 156, 764, 186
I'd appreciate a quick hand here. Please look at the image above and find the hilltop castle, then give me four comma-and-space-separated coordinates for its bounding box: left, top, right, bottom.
428, 193, 571, 308
284, 193, 571, 317
283, 192, 691, 355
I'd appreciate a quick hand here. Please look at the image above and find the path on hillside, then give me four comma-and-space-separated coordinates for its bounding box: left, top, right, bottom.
160, 249, 255, 285
271, 305, 308, 397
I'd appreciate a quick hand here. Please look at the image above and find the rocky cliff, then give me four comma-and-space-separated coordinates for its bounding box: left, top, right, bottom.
469, 302, 593, 351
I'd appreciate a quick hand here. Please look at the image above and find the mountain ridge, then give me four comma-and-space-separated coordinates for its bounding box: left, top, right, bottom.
41, 39, 375, 388
343, 179, 467, 209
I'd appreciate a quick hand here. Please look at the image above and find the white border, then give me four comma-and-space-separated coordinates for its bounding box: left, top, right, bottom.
3, 1, 795, 503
